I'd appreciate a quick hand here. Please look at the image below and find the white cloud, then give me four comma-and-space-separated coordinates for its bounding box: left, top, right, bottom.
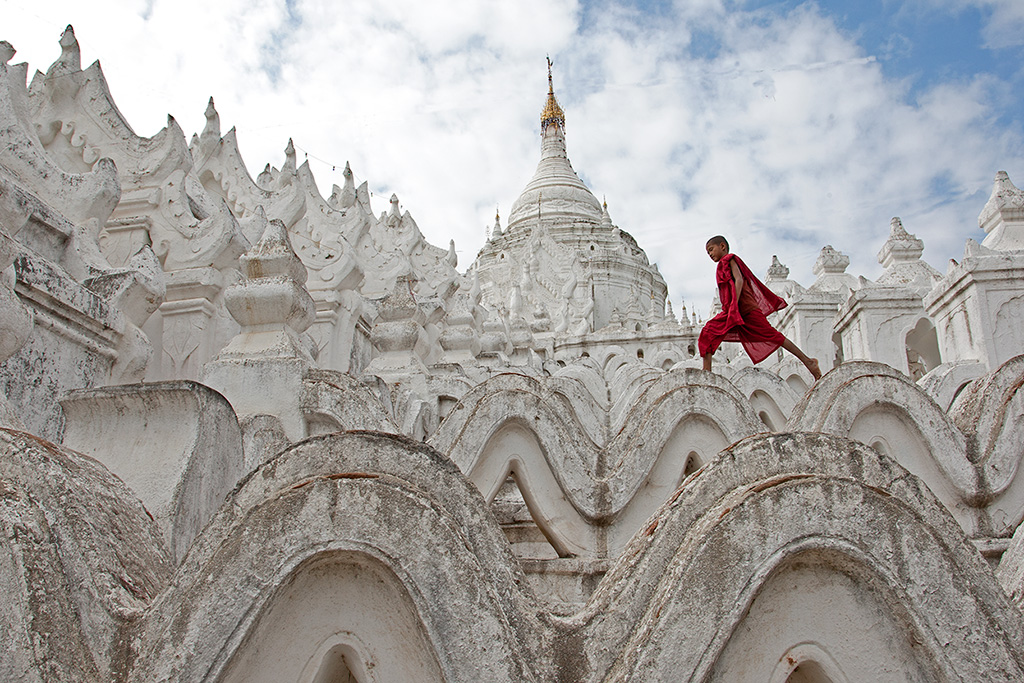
554, 3, 1023, 309
3, 0, 1023, 315
924, 0, 1024, 49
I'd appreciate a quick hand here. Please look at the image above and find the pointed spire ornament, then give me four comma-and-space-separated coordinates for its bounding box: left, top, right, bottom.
282, 138, 297, 175
446, 239, 458, 268
57, 25, 82, 73
541, 56, 565, 132
199, 97, 220, 150
492, 206, 503, 238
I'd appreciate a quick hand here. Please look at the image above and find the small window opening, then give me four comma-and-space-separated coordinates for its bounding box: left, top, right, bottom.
312, 645, 361, 683
683, 451, 701, 478
785, 661, 834, 683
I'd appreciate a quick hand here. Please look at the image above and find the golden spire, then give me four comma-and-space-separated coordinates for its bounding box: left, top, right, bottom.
541, 55, 565, 131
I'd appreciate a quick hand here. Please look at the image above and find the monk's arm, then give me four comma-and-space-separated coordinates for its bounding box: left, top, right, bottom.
730, 259, 744, 300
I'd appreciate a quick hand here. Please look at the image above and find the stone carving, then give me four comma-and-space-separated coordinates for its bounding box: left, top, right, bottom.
979, 170, 1024, 251
875, 216, 942, 292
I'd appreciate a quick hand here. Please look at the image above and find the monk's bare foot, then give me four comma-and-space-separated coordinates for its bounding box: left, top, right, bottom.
807, 358, 821, 381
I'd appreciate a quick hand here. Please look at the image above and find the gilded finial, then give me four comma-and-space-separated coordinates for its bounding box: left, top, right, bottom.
541, 55, 565, 131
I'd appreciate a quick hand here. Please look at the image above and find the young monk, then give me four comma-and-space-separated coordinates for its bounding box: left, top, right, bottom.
698, 235, 821, 380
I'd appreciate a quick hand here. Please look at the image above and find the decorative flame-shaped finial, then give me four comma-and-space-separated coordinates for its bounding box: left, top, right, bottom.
541, 55, 565, 131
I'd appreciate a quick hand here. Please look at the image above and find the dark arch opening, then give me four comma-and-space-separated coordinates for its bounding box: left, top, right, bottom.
312, 645, 361, 683
786, 660, 833, 683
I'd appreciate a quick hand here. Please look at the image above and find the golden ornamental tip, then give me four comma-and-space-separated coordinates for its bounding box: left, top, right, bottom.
542, 55, 565, 131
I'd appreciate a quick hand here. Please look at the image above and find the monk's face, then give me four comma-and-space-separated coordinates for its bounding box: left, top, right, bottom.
706, 241, 728, 262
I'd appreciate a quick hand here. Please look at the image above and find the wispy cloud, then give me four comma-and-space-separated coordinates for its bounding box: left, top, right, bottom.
925, 0, 1024, 49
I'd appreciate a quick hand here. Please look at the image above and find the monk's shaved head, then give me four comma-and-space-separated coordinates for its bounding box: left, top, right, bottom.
706, 235, 729, 250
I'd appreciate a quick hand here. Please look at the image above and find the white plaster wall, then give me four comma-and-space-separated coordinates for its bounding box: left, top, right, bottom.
709, 553, 940, 682
847, 405, 975, 534
990, 288, 1024, 367
750, 389, 788, 430
470, 420, 595, 558
219, 552, 444, 683
608, 413, 729, 552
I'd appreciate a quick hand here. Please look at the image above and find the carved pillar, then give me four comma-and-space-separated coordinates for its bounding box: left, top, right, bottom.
0, 229, 32, 429
366, 274, 432, 384
438, 275, 484, 367
202, 219, 316, 443
145, 266, 233, 382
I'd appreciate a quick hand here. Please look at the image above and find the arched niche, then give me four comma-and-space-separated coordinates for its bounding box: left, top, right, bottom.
469, 419, 593, 558
306, 413, 343, 436
769, 643, 848, 683
609, 414, 728, 553
750, 389, 786, 431
786, 372, 810, 395
219, 550, 443, 683
659, 413, 728, 483
785, 661, 834, 683
709, 549, 941, 682
832, 330, 844, 370
905, 318, 941, 381
490, 472, 561, 560
309, 642, 364, 683
683, 450, 702, 480
847, 403, 969, 532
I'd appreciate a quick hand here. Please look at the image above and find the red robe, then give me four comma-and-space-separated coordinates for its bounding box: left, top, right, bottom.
698, 253, 787, 364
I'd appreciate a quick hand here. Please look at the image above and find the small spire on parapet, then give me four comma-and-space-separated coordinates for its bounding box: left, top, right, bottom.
45, 26, 83, 99
491, 206, 503, 239
766, 255, 790, 282
447, 239, 458, 268
58, 25, 81, 72
386, 193, 402, 227
334, 161, 356, 209
200, 97, 220, 146
257, 163, 273, 190
978, 171, 1024, 250
282, 139, 297, 175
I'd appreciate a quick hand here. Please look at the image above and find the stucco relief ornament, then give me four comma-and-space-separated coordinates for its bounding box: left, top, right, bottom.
979, 170, 1024, 251
164, 314, 205, 373
766, 255, 790, 281
878, 217, 925, 265
813, 245, 851, 274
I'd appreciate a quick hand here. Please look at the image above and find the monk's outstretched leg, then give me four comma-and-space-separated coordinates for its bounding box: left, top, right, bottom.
781, 338, 821, 381
702, 354, 713, 372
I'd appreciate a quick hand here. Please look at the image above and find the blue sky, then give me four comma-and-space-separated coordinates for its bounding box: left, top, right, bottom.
827, 1, 1019, 87
4, 0, 1024, 313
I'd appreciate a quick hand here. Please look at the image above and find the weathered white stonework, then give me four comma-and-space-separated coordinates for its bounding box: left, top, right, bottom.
2, 27, 1024, 683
